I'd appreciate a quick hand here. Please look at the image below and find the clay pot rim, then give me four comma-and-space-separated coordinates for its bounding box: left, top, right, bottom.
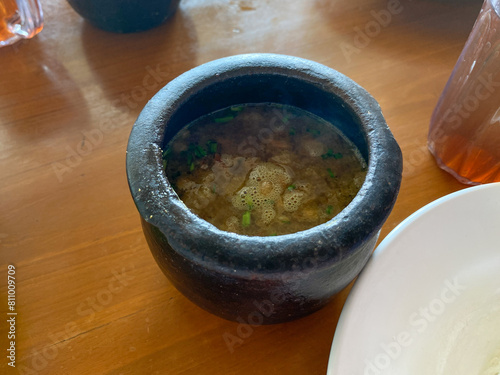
126, 53, 401, 271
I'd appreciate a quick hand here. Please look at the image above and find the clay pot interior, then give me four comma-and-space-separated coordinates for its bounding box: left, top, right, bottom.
161, 72, 368, 161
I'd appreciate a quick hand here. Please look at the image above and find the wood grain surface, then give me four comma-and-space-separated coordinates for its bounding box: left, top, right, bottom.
0, 0, 484, 374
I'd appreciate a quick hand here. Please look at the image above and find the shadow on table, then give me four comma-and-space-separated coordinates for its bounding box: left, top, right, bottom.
0, 39, 90, 142
78, 6, 199, 108
314, 0, 484, 60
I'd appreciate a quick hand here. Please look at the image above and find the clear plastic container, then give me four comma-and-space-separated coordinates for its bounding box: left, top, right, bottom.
428, 0, 500, 185
0, 0, 43, 47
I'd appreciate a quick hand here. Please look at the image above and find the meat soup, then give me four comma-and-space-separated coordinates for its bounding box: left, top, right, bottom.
163, 103, 367, 236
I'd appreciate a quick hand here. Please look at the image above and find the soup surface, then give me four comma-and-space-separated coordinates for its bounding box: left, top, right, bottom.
163, 103, 367, 236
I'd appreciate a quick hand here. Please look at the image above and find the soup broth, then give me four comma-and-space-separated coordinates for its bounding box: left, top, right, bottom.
163, 103, 367, 236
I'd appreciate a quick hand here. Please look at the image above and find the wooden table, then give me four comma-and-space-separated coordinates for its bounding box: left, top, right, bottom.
0, 0, 484, 373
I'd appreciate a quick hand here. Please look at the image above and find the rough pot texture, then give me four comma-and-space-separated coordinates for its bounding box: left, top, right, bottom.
126, 54, 402, 324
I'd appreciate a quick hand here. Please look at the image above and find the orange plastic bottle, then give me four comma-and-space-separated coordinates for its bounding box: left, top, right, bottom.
0, 0, 43, 47
428, 0, 500, 185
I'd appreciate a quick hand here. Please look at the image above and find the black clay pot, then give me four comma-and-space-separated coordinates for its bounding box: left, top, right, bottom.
67, 0, 180, 33
126, 54, 402, 324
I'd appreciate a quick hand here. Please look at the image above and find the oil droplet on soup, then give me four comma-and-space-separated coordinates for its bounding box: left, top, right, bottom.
163, 103, 367, 236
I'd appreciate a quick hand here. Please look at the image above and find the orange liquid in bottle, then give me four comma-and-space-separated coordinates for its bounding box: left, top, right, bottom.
430, 132, 500, 184
0, 0, 19, 42
0, 0, 43, 46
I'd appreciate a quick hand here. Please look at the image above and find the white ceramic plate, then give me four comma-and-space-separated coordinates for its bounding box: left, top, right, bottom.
327, 183, 500, 375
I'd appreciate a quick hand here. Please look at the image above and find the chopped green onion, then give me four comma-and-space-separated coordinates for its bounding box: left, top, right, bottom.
207, 140, 218, 154
189, 162, 195, 172
327, 168, 336, 178
321, 149, 344, 159
306, 128, 321, 137
194, 146, 207, 158
287, 184, 296, 191
245, 195, 254, 210
242, 211, 251, 227
187, 153, 193, 166
269, 233, 277, 236
326, 205, 333, 215
212, 184, 217, 194
288, 127, 296, 136
282, 115, 290, 124
162, 160, 167, 169
281, 220, 291, 224
321, 149, 333, 159
230, 106, 243, 112
214, 115, 235, 123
